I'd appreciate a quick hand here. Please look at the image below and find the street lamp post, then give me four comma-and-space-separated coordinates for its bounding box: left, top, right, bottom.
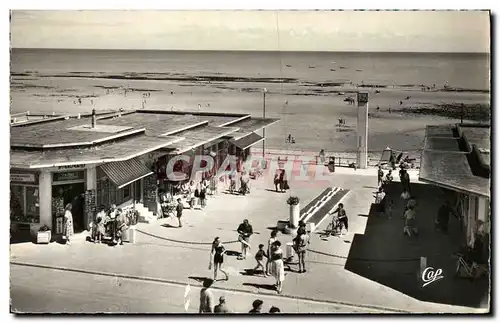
262, 88, 267, 162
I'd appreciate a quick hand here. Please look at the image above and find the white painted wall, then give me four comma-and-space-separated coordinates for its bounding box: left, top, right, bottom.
30, 169, 51, 236
357, 95, 369, 169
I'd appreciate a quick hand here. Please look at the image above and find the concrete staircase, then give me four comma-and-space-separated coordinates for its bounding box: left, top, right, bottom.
135, 203, 158, 224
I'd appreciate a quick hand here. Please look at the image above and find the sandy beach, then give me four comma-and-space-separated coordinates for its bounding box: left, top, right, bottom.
10, 71, 490, 160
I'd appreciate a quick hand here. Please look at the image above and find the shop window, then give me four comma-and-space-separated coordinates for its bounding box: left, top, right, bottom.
10, 185, 40, 223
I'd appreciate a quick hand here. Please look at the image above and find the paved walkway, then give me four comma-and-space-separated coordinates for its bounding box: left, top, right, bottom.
10, 172, 484, 313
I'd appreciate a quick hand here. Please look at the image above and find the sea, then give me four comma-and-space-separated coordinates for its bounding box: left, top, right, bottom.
10, 49, 490, 92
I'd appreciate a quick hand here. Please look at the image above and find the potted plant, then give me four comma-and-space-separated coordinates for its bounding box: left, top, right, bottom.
287, 196, 300, 228
286, 196, 300, 206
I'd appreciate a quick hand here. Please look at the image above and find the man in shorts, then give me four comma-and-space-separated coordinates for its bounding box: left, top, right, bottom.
176, 198, 183, 228
237, 219, 253, 260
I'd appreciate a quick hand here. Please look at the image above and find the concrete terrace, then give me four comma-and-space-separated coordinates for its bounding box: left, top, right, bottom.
10, 109, 279, 169
10, 169, 485, 313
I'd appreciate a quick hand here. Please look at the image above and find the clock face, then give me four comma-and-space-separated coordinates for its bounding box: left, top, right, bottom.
357, 93, 368, 103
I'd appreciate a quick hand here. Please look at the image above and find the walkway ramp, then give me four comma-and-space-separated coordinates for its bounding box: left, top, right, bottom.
299, 187, 350, 232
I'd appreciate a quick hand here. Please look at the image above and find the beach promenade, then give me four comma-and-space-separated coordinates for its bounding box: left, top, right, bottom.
10, 168, 486, 314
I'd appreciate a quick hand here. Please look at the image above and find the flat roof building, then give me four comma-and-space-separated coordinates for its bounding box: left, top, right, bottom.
10, 109, 279, 239
419, 123, 490, 245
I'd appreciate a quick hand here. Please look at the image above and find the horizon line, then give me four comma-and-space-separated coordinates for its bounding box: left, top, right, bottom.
10, 47, 490, 55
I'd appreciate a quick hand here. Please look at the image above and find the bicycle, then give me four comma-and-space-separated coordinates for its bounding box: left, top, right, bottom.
454, 252, 489, 280
320, 217, 342, 238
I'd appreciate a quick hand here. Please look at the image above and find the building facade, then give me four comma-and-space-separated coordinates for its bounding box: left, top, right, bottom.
419, 123, 490, 247
10, 109, 279, 239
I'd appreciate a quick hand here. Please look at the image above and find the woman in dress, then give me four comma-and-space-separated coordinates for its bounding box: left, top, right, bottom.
270, 241, 285, 294
209, 237, 229, 281
265, 230, 278, 276
63, 203, 74, 245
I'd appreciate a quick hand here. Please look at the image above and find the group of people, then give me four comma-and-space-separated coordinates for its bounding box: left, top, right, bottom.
198, 279, 281, 313
207, 218, 311, 295
159, 178, 215, 227
229, 171, 251, 195
273, 169, 290, 193
90, 204, 130, 245
60, 202, 129, 246
375, 164, 418, 236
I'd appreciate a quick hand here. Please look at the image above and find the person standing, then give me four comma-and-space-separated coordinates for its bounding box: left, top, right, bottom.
278, 170, 285, 193
108, 204, 118, 243
374, 187, 387, 217
377, 166, 384, 187
199, 279, 215, 313
436, 200, 454, 233
403, 204, 418, 237
249, 299, 264, 313
214, 296, 231, 313
384, 170, 394, 186
176, 198, 184, 228
332, 203, 348, 234
63, 203, 74, 245
270, 241, 285, 294
254, 244, 268, 276
199, 184, 207, 208
209, 237, 229, 281
114, 209, 127, 246
273, 173, 280, 192
282, 170, 290, 192
237, 219, 253, 260
188, 180, 196, 209
266, 230, 278, 276
294, 226, 310, 273
319, 149, 326, 165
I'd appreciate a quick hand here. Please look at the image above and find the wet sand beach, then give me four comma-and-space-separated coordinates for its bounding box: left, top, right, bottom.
10, 73, 488, 155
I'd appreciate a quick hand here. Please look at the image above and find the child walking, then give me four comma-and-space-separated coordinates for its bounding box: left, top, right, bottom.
254, 244, 268, 276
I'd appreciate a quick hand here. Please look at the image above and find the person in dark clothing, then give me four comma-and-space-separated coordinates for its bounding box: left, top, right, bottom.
254, 244, 268, 276
199, 186, 207, 208
214, 296, 231, 313
237, 219, 253, 260
176, 198, 183, 228
249, 299, 263, 313
332, 203, 348, 233
269, 306, 281, 313
436, 201, 453, 233
279, 170, 285, 192
209, 237, 229, 281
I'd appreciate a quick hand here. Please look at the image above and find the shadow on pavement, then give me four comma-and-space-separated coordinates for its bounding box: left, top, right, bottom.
242, 282, 277, 292
225, 250, 241, 257
345, 182, 489, 309
188, 276, 213, 285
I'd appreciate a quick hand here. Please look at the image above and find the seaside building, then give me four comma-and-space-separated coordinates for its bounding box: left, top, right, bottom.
419, 123, 490, 247
10, 109, 279, 239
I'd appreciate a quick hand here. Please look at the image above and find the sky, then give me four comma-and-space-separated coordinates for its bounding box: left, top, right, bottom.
10, 10, 491, 52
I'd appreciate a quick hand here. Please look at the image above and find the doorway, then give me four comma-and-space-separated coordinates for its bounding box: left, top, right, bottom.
52, 183, 86, 233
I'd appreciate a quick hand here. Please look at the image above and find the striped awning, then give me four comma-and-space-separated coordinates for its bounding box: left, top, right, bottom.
99, 158, 153, 189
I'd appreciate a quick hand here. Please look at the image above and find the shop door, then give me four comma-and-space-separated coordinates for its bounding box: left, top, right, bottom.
52, 183, 86, 233
134, 180, 141, 203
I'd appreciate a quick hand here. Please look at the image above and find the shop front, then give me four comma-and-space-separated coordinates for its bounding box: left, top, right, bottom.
96, 158, 154, 211
10, 170, 40, 241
